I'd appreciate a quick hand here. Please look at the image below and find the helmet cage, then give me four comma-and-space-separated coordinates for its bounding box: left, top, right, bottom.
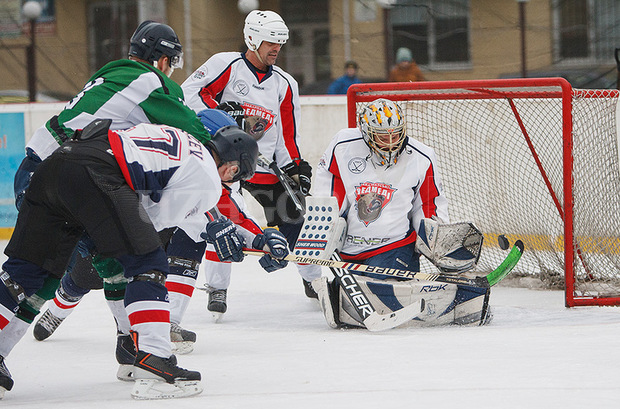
358, 99, 407, 167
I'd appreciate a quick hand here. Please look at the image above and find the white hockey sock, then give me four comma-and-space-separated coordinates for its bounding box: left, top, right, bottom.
125, 301, 172, 357
106, 298, 131, 335
165, 275, 195, 325
48, 292, 81, 319
0, 316, 29, 357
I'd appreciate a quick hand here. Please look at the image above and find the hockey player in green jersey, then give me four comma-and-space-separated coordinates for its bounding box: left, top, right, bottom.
0, 20, 210, 386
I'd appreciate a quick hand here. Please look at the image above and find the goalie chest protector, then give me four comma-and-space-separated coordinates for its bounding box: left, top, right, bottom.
315, 128, 449, 258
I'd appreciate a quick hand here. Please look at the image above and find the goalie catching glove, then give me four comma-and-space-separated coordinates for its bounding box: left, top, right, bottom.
252, 228, 289, 272
415, 218, 483, 274
201, 218, 245, 262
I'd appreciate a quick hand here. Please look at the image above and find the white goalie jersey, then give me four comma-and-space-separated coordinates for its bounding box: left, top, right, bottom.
314, 128, 450, 260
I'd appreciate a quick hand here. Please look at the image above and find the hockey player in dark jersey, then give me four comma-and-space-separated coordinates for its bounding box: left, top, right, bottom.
0, 118, 265, 399
0, 20, 212, 366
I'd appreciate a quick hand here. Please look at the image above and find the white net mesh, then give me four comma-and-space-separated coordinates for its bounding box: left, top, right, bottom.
351, 81, 620, 305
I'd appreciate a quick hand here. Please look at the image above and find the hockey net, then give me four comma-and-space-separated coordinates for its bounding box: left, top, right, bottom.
347, 78, 620, 307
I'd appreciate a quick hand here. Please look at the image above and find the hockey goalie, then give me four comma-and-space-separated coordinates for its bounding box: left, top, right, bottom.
307, 98, 492, 330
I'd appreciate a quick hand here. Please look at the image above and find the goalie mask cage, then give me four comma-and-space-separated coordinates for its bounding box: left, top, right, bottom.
347, 78, 620, 307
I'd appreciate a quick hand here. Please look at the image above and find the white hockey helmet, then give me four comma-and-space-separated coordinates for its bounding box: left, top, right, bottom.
358, 99, 407, 167
243, 10, 289, 51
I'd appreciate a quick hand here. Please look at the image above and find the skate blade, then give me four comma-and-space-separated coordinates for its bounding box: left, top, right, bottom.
171, 341, 194, 355
0, 386, 6, 400
131, 379, 203, 400
210, 311, 224, 323
117, 364, 135, 382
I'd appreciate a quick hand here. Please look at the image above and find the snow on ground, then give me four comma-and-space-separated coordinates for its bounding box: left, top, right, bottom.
1, 243, 619, 408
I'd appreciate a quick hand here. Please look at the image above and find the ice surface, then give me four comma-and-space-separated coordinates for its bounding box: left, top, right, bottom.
1, 243, 619, 408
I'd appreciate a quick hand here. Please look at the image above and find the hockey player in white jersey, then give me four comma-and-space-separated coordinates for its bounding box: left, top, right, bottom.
182, 10, 321, 319
312, 99, 492, 329
1, 20, 210, 370
0, 119, 263, 399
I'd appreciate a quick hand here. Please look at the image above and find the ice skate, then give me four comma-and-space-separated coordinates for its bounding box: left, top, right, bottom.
116, 334, 137, 381
303, 278, 318, 299
207, 287, 227, 323
33, 309, 65, 341
131, 350, 202, 399
170, 322, 196, 355
0, 356, 13, 399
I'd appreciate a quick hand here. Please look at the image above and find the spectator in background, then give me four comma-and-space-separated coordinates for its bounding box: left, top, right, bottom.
388, 47, 425, 82
328, 60, 361, 94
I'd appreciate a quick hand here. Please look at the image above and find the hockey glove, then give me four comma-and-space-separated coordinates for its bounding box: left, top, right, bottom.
216, 101, 245, 127
252, 228, 289, 273
201, 218, 246, 262
282, 160, 313, 195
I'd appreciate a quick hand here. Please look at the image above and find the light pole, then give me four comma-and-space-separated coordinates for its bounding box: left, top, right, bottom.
22, 1, 42, 102
517, 0, 528, 78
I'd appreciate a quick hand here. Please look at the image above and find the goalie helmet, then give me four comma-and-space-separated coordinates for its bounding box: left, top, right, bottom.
243, 10, 289, 51
129, 21, 184, 69
208, 126, 258, 183
358, 99, 407, 167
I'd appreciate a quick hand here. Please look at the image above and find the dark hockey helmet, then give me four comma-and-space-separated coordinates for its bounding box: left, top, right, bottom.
129, 21, 184, 69
208, 125, 258, 183
197, 108, 238, 137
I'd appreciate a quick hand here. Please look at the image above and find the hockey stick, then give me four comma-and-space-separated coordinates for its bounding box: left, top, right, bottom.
256, 154, 304, 213
243, 240, 524, 289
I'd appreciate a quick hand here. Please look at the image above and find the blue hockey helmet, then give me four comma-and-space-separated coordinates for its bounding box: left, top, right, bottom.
197, 108, 238, 137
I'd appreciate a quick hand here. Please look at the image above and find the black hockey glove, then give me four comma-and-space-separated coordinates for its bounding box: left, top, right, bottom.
216, 101, 245, 128
252, 228, 289, 273
201, 217, 245, 262
282, 160, 312, 196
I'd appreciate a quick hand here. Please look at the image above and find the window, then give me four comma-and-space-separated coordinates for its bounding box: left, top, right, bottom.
553, 0, 620, 64
87, 1, 138, 72
390, 0, 470, 69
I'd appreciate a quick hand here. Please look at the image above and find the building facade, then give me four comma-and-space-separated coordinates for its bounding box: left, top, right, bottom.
0, 0, 617, 100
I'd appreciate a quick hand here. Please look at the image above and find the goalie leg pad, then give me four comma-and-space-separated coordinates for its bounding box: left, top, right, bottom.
336, 276, 459, 329
449, 286, 492, 326
313, 277, 341, 329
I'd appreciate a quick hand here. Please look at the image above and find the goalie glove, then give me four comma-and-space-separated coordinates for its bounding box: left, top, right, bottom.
415, 218, 483, 274
201, 218, 246, 262
252, 228, 289, 272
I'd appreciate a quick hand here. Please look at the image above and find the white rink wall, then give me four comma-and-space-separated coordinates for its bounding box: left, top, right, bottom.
0, 96, 349, 226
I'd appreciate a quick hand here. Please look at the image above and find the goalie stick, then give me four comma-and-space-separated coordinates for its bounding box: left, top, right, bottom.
256, 153, 305, 213
243, 239, 524, 289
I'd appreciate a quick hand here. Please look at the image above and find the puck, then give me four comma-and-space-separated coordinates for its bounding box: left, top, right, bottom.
498, 235, 509, 250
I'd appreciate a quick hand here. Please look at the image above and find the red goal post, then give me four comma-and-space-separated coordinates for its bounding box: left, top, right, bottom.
346, 78, 620, 307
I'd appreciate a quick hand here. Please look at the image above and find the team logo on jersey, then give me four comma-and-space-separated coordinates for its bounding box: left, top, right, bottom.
233, 80, 250, 96
241, 102, 275, 134
192, 69, 206, 80
348, 157, 366, 174
354, 182, 397, 226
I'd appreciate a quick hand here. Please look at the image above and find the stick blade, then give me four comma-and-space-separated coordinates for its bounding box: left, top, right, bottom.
363, 299, 425, 332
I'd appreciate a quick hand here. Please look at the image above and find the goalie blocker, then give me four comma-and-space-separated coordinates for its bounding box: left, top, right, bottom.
296, 197, 493, 330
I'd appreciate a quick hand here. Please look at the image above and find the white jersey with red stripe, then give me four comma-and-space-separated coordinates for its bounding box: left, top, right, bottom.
314, 128, 450, 260
181, 52, 302, 185
107, 123, 221, 242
